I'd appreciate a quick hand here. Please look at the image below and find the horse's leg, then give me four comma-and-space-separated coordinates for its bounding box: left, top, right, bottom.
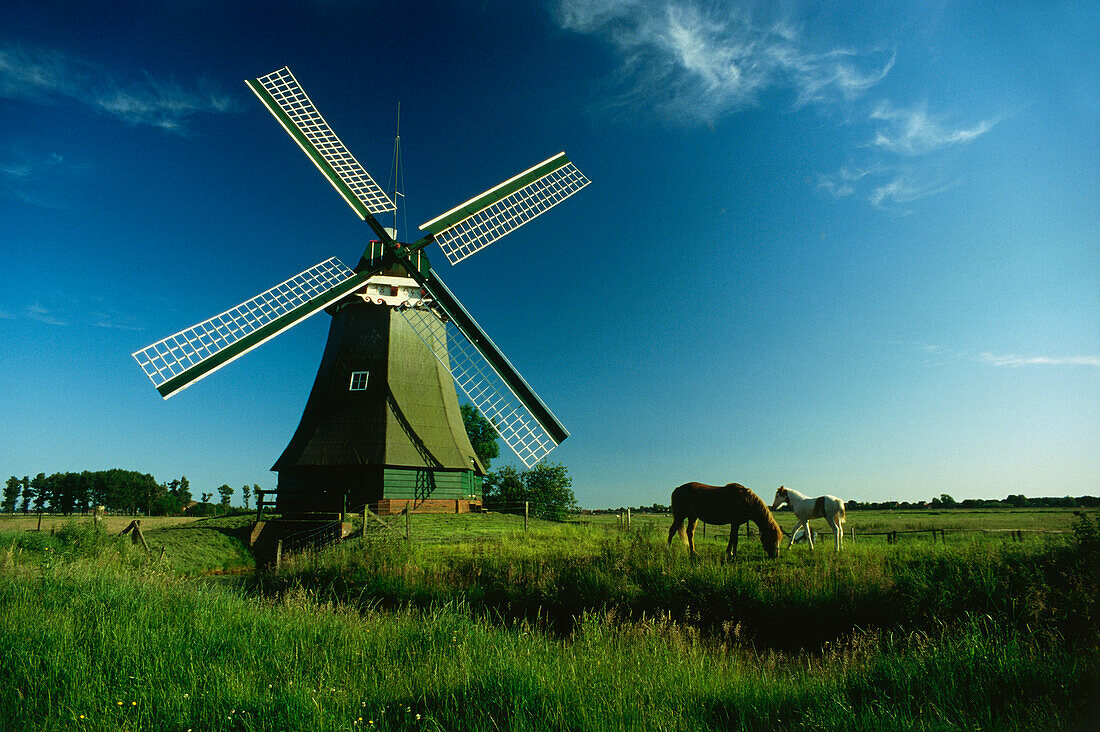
723, 525, 739, 564
686, 518, 698, 561
787, 520, 799, 550
834, 513, 843, 551
806, 521, 815, 550
668, 514, 684, 547
824, 513, 839, 551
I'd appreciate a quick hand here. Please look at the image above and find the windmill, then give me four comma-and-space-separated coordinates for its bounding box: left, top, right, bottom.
132, 66, 589, 516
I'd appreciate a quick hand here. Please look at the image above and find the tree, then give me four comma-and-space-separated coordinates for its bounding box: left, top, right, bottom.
217, 484, 233, 508
241, 485, 251, 510
179, 476, 192, 504
3, 476, 20, 513
461, 403, 499, 470
31, 473, 47, 515
201, 492, 212, 504
484, 462, 577, 521
19, 476, 30, 513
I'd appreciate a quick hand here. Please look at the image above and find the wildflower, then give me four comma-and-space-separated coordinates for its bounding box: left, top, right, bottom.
183, 694, 189, 699
79, 715, 85, 719
131, 702, 137, 706
117, 702, 123, 706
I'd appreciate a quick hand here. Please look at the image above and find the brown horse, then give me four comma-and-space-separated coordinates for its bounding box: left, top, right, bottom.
667, 482, 782, 561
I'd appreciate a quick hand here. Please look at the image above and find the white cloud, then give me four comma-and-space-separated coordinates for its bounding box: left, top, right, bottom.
26, 303, 68, 326
556, 1, 1002, 214
907, 343, 1100, 370
868, 169, 960, 215
0, 43, 237, 133
2, 296, 142, 330
554, 0, 892, 123
870, 101, 997, 155
978, 353, 1100, 369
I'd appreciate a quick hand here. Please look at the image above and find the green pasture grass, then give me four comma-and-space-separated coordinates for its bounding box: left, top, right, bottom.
1, 559, 1094, 731
0, 515, 255, 577
262, 516, 1099, 655
587, 506, 1099, 537
0, 513, 1096, 730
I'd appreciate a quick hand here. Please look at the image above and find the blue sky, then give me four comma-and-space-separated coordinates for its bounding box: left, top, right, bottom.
2, 1, 1097, 508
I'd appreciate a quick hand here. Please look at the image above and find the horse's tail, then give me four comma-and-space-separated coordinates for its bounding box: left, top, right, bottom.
668, 484, 689, 546
836, 499, 846, 523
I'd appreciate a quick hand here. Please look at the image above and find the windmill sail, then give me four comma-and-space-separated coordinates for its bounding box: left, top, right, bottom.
247, 67, 395, 218
420, 152, 590, 265
398, 272, 568, 467
133, 258, 369, 399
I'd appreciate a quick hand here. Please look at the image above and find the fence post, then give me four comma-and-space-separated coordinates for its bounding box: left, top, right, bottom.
362, 507, 368, 538
627, 508, 631, 529
405, 507, 411, 541
275, 539, 282, 571
524, 501, 529, 532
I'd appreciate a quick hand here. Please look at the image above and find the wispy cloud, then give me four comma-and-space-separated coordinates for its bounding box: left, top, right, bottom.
1, 149, 68, 207
816, 101, 995, 213
555, 1, 1000, 213
870, 101, 997, 156
2, 296, 142, 331
26, 303, 69, 327
978, 352, 1100, 369
554, 0, 893, 123
905, 343, 1100, 371
0, 43, 237, 133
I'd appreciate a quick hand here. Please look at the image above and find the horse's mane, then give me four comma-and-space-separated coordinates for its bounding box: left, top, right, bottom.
727, 483, 783, 537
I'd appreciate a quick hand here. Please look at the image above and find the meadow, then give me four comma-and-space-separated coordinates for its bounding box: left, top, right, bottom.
0, 508, 1097, 730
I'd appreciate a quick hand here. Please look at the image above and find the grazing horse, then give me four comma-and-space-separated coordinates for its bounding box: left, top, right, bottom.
667, 482, 782, 561
771, 486, 846, 552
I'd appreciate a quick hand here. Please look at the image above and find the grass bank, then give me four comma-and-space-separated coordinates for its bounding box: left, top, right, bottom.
1, 562, 1095, 731
259, 522, 1098, 649
0, 512, 1096, 729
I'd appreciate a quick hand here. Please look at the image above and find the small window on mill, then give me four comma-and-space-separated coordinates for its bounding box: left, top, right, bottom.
349, 371, 369, 391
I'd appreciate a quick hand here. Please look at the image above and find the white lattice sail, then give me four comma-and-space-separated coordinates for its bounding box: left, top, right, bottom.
247, 67, 395, 218
420, 152, 590, 265
398, 306, 561, 467
133, 258, 366, 398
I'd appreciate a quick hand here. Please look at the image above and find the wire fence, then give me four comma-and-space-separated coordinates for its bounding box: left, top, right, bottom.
273, 504, 1077, 560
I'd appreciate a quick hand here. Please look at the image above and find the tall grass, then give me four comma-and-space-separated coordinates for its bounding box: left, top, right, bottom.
260, 525, 1096, 649
1, 562, 1094, 731
0, 515, 1096, 730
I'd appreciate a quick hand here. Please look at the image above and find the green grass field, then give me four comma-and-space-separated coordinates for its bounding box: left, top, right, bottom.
0, 509, 1097, 730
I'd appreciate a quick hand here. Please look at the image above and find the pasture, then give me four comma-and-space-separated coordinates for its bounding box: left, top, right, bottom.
0, 507, 1097, 730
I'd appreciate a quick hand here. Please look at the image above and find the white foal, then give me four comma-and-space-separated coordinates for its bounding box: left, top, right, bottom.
771, 485, 846, 552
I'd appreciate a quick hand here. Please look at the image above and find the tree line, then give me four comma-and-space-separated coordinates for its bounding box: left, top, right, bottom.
2, 471, 264, 517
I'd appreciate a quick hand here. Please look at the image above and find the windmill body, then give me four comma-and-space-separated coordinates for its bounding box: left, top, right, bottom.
132, 66, 588, 519
274, 259, 485, 515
